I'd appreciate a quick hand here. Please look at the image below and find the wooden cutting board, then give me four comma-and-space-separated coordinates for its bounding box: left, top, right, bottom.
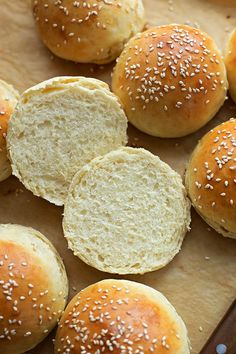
0, 1, 235, 353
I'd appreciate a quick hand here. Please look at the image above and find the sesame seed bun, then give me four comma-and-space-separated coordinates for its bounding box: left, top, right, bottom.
55, 279, 190, 354
185, 118, 236, 239
112, 24, 228, 138
0, 80, 19, 182
63, 147, 191, 274
225, 28, 236, 104
0, 224, 69, 354
32, 0, 146, 64
7, 76, 127, 206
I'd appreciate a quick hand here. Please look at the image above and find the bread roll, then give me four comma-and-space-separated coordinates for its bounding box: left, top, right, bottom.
63, 147, 191, 274
185, 118, 236, 239
7, 76, 128, 206
0, 224, 68, 354
0, 80, 19, 182
225, 28, 236, 103
32, 0, 146, 64
55, 279, 190, 354
112, 24, 228, 138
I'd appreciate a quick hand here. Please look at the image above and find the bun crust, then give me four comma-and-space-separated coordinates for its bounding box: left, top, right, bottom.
0, 80, 19, 182
7, 76, 127, 206
185, 118, 236, 238
0, 224, 68, 354
112, 24, 228, 138
55, 279, 190, 354
63, 147, 191, 274
32, 0, 146, 64
225, 28, 236, 103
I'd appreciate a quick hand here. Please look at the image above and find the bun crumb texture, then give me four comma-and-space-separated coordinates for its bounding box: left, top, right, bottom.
7, 76, 128, 206
63, 147, 191, 274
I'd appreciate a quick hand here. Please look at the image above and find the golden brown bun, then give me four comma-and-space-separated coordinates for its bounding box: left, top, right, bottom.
55, 279, 190, 354
225, 28, 236, 103
185, 118, 236, 239
112, 24, 228, 138
0, 80, 19, 182
32, 0, 146, 64
0, 224, 69, 354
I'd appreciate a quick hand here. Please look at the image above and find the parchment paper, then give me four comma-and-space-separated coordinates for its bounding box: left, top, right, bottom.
0, 1, 235, 353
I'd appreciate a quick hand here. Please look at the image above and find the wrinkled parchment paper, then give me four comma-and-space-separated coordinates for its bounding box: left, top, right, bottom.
0, 1, 236, 353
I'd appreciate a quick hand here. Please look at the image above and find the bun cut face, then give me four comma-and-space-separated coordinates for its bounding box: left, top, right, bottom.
7, 76, 127, 205
63, 147, 191, 274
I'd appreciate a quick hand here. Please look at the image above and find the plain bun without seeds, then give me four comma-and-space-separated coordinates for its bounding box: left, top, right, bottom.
55, 279, 190, 354
225, 28, 236, 104
0, 224, 68, 354
7, 76, 127, 206
32, 0, 146, 64
185, 118, 236, 239
112, 24, 228, 138
0, 80, 19, 182
63, 147, 191, 275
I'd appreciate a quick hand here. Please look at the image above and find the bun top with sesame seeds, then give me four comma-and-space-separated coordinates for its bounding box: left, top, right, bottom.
0, 80, 19, 183
0, 224, 69, 354
112, 24, 228, 138
31, 0, 146, 64
185, 118, 236, 239
55, 279, 190, 354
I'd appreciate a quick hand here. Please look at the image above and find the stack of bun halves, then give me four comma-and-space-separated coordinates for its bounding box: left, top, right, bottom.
0, 0, 235, 353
